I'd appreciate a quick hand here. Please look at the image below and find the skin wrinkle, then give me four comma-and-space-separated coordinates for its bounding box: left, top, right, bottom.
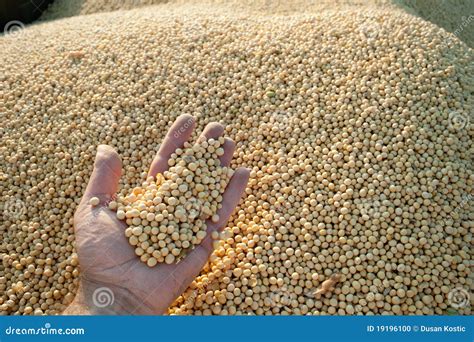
74, 216, 132, 281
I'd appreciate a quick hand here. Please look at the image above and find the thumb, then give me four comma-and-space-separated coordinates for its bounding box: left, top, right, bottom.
83, 145, 122, 202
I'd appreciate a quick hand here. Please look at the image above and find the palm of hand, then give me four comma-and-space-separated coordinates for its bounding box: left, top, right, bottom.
72, 115, 249, 314
75, 201, 178, 314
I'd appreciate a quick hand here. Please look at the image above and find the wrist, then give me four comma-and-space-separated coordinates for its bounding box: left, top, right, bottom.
63, 279, 134, 315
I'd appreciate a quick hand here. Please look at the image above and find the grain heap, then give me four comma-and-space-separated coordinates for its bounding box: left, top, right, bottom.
113, 138, 233, 266
1, 2, 472, 315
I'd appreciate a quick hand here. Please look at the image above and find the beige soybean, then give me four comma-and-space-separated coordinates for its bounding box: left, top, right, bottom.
0, 1, 472, 316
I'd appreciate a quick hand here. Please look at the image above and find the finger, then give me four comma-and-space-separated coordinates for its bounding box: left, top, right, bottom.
148, 114, 196, 177
198, 122, 224, 142
208, 167, 250, 232
83, 145, 122, 203
220, 138, 235, 167
197, 123, 231, 166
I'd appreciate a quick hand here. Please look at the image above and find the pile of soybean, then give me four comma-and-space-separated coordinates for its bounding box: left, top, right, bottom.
1, 3, 472, 315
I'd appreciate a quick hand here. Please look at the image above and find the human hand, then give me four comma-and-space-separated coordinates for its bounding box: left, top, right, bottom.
64, 115, 250, 315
